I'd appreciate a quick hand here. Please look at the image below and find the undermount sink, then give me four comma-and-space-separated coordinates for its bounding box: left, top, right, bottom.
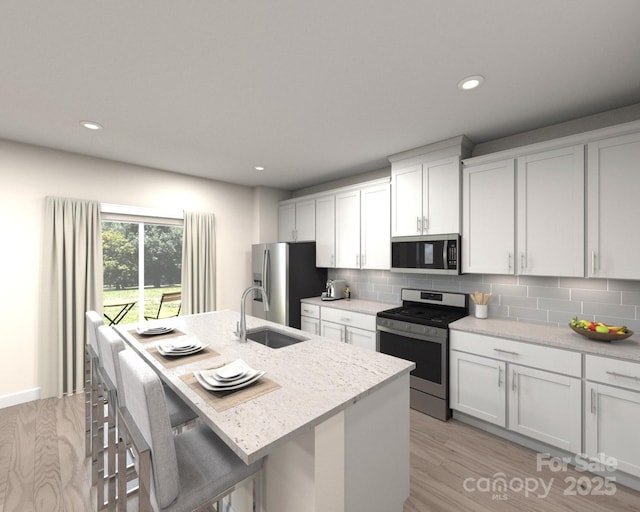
246, 327, 309, 349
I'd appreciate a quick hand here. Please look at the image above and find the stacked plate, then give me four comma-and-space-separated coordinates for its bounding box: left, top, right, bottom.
136, 325, 176, 336
194, 359, 265, 392
157, 336, 207, 356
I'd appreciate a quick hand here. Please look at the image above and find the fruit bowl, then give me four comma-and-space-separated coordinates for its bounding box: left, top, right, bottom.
569, 324, 634, 342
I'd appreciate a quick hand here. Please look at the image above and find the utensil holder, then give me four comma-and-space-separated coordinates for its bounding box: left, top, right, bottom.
475, 304, 488, 319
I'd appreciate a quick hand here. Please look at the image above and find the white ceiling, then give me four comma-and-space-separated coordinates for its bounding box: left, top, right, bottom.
2, 1, 640, 190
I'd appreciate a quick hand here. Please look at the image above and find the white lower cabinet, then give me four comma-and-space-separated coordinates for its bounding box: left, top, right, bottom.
508, 365, 581, 452
321, 319, 345, 342
585, 354, 640, 478
450, 351, 506, 426
450, 331, 582, 453
300, 303, 320, 336
300, 316, 319, 336
318, 306, 377, 351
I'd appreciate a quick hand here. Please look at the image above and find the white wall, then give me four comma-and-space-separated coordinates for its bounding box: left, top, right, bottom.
0, 139, 279, 402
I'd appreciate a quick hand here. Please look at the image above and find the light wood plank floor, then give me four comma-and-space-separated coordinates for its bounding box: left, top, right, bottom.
0, 395, 638, 511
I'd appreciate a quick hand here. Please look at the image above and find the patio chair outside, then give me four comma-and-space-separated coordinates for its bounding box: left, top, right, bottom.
145, 291, 181, 320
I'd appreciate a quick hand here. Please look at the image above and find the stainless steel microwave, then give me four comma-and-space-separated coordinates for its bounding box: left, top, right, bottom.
390, 234, 460, 275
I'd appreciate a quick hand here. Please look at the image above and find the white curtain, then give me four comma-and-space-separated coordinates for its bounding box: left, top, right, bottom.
181, 211, 216, 314
40, 197, 103, 398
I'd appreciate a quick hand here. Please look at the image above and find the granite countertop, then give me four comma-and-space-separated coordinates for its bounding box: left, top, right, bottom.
450, 316, 640, 363
301, 296, 397, 315
116, 310, 414, 464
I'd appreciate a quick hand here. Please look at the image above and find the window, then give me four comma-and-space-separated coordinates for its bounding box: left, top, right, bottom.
101, 205, 183, 324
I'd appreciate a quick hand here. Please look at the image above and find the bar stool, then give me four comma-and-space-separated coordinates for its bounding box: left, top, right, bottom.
96, 325, 199, 511
117, 349, 263, 511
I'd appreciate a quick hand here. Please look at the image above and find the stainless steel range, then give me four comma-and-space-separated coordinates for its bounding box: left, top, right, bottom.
377, 289, 468, 421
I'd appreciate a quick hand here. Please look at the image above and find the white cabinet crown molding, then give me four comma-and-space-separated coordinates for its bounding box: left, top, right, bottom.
463, 119, 640, 167
388, 135, 473, 164
280, 177, 390, 206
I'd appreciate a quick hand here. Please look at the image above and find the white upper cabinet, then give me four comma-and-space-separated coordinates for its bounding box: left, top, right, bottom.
389, 136, 472, 237
587, 131, 640, 279
516, 145, 584, 276
392, 156, 461, 236
335, 189, 361, 269
360, 183, 390, 269
313, 180, 390, 270
315, 195, 336, 267
278, 199, 315, 242
391, 163, 422, 236
462, 159, 515, 274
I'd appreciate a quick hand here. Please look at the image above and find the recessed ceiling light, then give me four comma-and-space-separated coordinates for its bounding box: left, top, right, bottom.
254, 166, 265, 171
457, 75, 484, 91
80, 120, 103, 130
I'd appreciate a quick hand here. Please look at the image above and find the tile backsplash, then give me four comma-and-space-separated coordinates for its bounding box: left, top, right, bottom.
328, 269, 640, 330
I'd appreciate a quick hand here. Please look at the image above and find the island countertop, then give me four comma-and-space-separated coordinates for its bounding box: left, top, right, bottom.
116, 310, 414, 464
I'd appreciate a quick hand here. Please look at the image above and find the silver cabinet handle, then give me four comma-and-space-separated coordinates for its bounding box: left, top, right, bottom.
606, 371, 640, 382
423, 216, 428, 233
591, 387, 597, 414
341, 317, 351, 323
356, 254, 360, 267
520, 252, 527, 270
494, 348, 520, 356
361, 254, 365, 267
591, 250, 597, 275
512, 369, 517, 391
330, 254, 334, 267
416, 216, 422, 234
498, 366, 503, 388
507, 252, 513, 272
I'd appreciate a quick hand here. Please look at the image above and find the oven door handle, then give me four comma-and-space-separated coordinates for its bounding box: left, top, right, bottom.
376, 324, 447, 343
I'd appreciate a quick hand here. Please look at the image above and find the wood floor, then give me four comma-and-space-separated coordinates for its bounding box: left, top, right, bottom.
0, 395, 638, 511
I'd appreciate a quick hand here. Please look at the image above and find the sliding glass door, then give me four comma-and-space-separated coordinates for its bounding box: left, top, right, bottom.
102, 221, 183, 324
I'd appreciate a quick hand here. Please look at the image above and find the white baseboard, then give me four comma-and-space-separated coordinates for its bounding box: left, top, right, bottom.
0, 388, 40, 409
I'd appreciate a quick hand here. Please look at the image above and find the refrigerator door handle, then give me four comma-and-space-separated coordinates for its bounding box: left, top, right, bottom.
263, 248, 270, 306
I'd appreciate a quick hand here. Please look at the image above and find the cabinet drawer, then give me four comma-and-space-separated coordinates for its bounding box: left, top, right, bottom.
300, 303, 320, 319
586, 354, 640, 392
321, 306, 376, 331
450, 330, 581, 377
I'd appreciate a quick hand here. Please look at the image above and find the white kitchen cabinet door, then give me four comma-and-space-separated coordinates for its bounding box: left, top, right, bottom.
450, 351, 506, 427
585, 382, 640, 478
315, 195, 336, 267
391, 164, 422, 237
300, 316, 320, 336
346, 326, 377, 351
587, 131, 640, 279
517, 145, 584, 277
278, 203, 296, 242
423, 156, 460, 235
295, 199, 316, 241
462, 159, 515, 274
320, 320, 345, 342
335, 189, 361, 269
360, 183, 390, 270
508, 365, 581, 453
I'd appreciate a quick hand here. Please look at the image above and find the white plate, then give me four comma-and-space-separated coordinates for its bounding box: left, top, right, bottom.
159, 337, 200, 352
200, 367, 258, 388
157, 343, 207, 357
214, 359, 251, 380
194, 370, 266, 392
136, 325, 176, 336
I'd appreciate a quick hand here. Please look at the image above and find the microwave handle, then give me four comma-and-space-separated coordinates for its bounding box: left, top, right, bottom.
443, 242, 448, 270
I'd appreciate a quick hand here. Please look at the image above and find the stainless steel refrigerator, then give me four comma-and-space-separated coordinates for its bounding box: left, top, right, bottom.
251, 242, 327, 329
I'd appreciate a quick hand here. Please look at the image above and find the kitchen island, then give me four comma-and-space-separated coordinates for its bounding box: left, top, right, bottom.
116, 310, 414, 512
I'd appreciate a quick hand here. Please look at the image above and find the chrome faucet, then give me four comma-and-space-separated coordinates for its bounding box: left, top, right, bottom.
236, 286, 269, 342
